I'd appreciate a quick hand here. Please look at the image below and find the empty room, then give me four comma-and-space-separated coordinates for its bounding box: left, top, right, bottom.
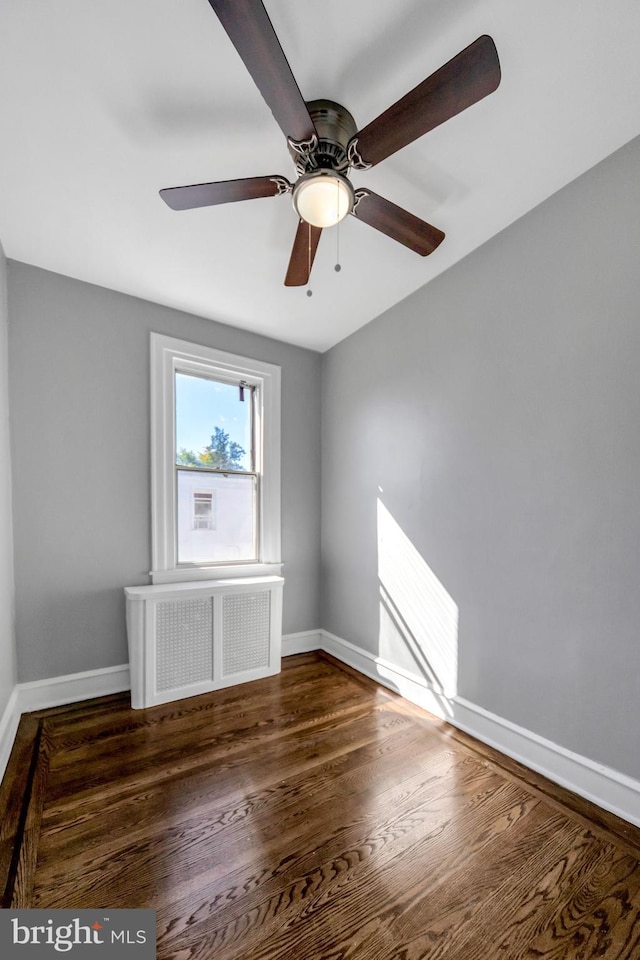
1, 1, 640, 957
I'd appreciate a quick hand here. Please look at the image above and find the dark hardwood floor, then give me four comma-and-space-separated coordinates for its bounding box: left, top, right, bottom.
2, 652, 640, 959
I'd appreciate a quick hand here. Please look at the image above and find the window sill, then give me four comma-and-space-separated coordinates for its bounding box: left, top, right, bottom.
150, 562, 283, 585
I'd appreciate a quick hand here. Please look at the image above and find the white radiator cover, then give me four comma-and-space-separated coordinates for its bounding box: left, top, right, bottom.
125, 576, 284, 708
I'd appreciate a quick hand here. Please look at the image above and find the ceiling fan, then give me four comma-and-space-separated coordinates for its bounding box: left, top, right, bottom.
160, 0, 501, 287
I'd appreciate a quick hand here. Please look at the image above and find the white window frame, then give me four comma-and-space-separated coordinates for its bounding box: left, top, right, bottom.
150, 333, 281, 584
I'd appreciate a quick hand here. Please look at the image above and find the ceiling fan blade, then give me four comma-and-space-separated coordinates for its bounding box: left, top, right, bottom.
160, 175, 291, 210
348, 35, 500, 168
284, 219, 322, 286
351, 190, 444, 256
207, 0, 317, 144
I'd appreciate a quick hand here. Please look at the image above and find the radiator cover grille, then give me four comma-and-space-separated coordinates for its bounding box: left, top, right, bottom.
222, 592, 271, 676
156, 598, 213, 692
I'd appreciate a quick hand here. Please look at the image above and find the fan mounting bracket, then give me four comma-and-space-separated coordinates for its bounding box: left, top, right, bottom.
269, 175, 293, 195
287, 133, 319, 174
347, 138, 373, 171
352, 188, 371, 214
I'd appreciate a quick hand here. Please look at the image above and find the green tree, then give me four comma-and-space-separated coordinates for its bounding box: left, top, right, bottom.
176, 427, 246, 470
176, 447, 199, 466
204, 426, 246, 469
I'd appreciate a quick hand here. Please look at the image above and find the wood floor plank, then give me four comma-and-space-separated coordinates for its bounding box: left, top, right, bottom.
1, 652, 639, 960
8, 720, 50, 908
149, 753, 499, 931
45, 669, 366, 782
411, 826, 616, 960
39, 695, 416, 831
158, 781, 546, 960
33, 713, 443, 899
37, 714, 445, 862
518, 850, 640, 960
34, 721, 476, 907
0, 715, 41, 907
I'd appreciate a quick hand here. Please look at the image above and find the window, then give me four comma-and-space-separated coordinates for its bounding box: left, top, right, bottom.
193, 492, 215, 530
175, 372, 255, 563
150, 334, 281, 584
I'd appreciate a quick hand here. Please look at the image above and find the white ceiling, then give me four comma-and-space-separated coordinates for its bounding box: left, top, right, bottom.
1, 1, 639, 352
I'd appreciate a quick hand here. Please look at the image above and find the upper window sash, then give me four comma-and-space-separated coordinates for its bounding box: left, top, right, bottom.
175, 375, 257, 475
150, 333, 281, 584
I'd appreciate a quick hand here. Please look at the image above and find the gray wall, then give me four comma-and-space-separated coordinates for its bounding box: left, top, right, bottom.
8, 265, 321, 681
0, 242, 17, 711
6, 136, 640, 783
322, 134, 640, 780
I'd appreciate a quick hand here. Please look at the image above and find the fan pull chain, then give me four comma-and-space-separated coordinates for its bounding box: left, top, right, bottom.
306, 221, 313, 297
335, 178, 342, 272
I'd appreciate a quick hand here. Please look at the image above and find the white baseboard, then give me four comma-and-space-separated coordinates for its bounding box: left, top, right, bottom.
0, 686, 21, 789
450, 696, 640, 830
281, 630, 323, 656
0, 665, 131, 786
3, 637, 640, 830
320, 629, 640, 829
17, 663, 131, 713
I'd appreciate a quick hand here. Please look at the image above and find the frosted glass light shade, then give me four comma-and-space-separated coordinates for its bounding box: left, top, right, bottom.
292, 171, 354, 228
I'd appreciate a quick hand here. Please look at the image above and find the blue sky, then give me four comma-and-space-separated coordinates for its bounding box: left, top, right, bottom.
175, 372, 251, 466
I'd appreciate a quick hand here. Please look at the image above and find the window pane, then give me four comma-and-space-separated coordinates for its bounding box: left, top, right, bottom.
175, 372, 252, 471
177, 470, 256, 564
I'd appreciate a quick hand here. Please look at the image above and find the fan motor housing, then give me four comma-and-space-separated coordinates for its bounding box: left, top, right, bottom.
289, 99, 357, 175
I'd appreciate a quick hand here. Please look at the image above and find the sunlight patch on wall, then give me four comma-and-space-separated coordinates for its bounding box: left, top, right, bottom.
377, 498, 459, 701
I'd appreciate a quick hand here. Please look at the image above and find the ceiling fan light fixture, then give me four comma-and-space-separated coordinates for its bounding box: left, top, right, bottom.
292, 170, 354, 228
